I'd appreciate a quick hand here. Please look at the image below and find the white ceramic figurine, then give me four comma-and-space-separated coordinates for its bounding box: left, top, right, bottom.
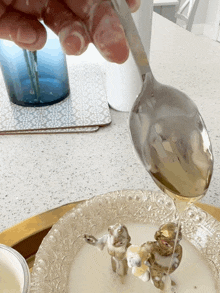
84, 223, 131, 276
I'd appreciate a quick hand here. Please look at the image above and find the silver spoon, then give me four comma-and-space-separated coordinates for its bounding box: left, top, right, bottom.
112, 0, 213, 203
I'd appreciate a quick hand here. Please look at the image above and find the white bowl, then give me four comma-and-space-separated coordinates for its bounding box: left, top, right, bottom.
0, 244, 30, 293
30, 190, 220, 292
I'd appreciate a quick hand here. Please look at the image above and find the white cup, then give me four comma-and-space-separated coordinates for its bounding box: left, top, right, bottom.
0, 244, 30, 293
105, 0, 153, 112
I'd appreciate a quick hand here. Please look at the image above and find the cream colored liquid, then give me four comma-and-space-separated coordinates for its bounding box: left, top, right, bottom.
0, 262, 21, 293
68, 224, 217, 293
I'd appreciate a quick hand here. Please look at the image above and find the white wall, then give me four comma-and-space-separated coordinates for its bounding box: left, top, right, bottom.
203, 0, 220, 40
194, 0, 209, 24
205, 0, 219, 25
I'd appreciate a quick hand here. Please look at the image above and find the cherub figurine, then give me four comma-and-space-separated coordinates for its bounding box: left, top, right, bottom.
84, 223, 131, 276
127, 222, 182, 291
126, 244, 151, 282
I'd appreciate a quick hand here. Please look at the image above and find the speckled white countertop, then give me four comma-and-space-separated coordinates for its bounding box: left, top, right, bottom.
0, 13, 220, 232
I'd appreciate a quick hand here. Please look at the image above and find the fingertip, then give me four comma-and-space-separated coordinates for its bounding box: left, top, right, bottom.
0, 11, 47, 50
92, 20, 129, 63
60, 31, 88, 55
14, 20, 47, 51
115, 48, 129, 64
88, 1, 130, 63
96, 40, 130, 64
58, 24, 90, 56
127, 0, 141, 12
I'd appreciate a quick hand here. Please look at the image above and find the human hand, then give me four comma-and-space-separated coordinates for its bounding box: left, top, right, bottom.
0, 0, 140, 63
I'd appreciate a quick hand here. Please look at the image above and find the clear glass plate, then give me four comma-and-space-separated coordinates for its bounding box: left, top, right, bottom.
30, 190, 220, 292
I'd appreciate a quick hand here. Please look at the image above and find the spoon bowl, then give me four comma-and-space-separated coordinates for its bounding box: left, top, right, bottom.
112, 0, 213, 202
130, 75, 213, 202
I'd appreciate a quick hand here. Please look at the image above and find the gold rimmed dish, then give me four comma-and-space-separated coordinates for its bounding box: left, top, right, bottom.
28, 190, 220, 292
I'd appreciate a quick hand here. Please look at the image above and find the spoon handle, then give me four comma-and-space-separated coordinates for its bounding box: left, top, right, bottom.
111, 0, 151, 80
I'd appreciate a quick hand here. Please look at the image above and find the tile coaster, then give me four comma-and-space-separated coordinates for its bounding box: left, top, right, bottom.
0, 62, 111, 134
0, 127, 99, 135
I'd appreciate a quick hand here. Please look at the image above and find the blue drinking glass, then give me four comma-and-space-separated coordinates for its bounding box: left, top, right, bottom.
0, 27, 70, 107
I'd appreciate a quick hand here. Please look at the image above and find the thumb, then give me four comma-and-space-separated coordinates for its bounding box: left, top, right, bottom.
0, 10, 47, 51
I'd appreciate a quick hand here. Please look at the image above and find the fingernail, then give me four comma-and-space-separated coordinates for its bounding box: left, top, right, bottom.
94, 19, 129, 63
62, 33, 84, 55
17, 26, 37, 44
59, 26, 85, 55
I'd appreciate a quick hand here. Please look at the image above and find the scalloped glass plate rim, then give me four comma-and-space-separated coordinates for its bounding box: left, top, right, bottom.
30, 189, 220, 292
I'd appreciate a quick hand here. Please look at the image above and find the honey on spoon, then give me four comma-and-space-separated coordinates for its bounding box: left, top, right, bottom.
111, 1, 214, 290
111, 0, 213, 211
